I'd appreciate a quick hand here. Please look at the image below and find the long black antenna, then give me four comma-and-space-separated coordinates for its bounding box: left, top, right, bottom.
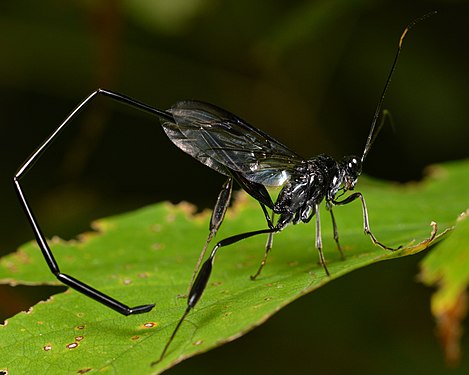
361, 11, 437, 162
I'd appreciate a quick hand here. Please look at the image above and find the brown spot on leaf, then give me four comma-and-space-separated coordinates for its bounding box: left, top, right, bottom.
66, 342, 78, 349
151, 224, 162, 232
15, 249, 31, 265
152, 243, 164, 251
178, 201, 197, 216
50, 236, 65, 245
143, 322, 157, 328
43, 344, 52, 351
75, 336, 84, 342
5, 260, 18, 273
77, 368, 92, 374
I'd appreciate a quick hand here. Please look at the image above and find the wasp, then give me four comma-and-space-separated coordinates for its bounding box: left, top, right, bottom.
13, 12, 435, 365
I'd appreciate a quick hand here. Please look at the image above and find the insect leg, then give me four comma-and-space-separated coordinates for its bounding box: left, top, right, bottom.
265, 212, 276, 248
332, 192, 400, 251
185, 177, 233, 295
154, 227, 277, 364
229, 170, 277, 280
258, 202, 275, 230
314, 204, 330, 276
13, 89, 176, 315
250, 207, 275, 280
326, 201, 345, 260
14, 178, 155, 315
230, 170, 274, 209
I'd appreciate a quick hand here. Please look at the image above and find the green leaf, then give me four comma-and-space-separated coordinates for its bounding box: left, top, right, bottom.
1, 159, 469, 374
419, 209, 469, 366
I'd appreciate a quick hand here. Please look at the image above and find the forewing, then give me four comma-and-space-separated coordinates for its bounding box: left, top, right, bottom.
161, 119, 229, 177
162, 100, 304, 186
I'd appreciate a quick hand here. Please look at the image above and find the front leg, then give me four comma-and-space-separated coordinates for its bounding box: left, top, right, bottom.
332, 192, 400, 251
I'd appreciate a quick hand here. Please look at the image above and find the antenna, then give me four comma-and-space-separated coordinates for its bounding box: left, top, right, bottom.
361, 11, 437, 162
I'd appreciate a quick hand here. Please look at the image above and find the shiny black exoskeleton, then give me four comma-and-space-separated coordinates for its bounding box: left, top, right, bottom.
13, 12, 435, 365
274, 154, 361, 228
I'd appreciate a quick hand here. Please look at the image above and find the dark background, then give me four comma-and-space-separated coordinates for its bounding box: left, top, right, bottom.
1, 1, 468, 374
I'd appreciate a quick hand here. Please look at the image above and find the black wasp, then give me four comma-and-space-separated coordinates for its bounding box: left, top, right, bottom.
13, 13, 434, 365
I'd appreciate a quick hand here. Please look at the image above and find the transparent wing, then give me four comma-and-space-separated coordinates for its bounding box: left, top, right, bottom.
162, 100, 305, 187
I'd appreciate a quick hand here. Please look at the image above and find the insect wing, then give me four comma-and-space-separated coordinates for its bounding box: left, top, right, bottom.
162, 100, 304, 187
161, 114, 229, 177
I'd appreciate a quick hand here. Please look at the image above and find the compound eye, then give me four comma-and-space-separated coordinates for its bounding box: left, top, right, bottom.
348, 157, 358, 169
